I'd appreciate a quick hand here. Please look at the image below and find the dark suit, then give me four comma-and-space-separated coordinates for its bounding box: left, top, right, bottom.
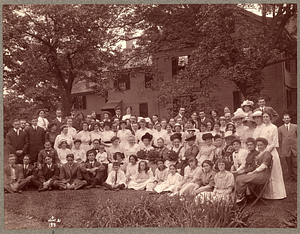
278, 123, 297, 177
5, 130, 29, 164
82, 161, 107, 186
31, 163, 60, 189
52, 117, 64, 132
174, 114, 187, 123
4, 164, 29, 193
111, 115, 122, 122
253, 106, 279, 123
26, 126, 46, 163
180, 144, 199, 176
38, 148, 59, 165
198, 117, 213, 127
54, 163, 87, 190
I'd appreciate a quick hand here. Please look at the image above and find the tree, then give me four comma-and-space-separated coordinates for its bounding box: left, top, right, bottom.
132, 4, 297, 107
3, 4, 141, 115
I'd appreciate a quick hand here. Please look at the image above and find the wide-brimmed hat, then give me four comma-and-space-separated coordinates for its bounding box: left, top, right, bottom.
141, 132, 153, 141
232, 109, 247, 120
252, 111, 263, 117
241, 100, 254, 107
185, 135, 196, 142
224, 134, 238, 141
170, 133, 182, 142
242, 116, 255, 123
202, 133, 214, 141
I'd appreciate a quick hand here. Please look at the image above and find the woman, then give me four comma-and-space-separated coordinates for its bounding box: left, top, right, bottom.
147, 121, 155, 134
252, 111, 264, 140
101, 122, 115, 144
206, 120, 213, 132
124, 135, 140, 162
161, 119, 167, 130
195, 123, 207, 148
125, 155, 139, 184
117, 120, 132, 152
197, 133, 216, 166
76, 122, 91, 152
54, 125, 73, 150
211, 121, 224, 138
260, 112, 286, 199
210, 110, 219, 123
232, 109, 248, 140
173, 123, 183, 134
195, 158, 234, 203
102, 111, 111, 123
71, 139, 86, 164
37, 109, 49, 130
170, 157, 202, 196
235, 137, 273, 203
57, 139, 72, 165
90, 122, 102, 142
122, 106, 132, 121
219, 116, 227, 132
224, 122, 236, 137
156, 138, 169, 162
150, 158, 169, 192
106, 136, 122, 162
76, 112, 85, 131
140, 132, 154, 151
164, 124, 174, 149
240, 117, 256, 149
166, 133, 184, 168
154, 164, 182, 193
108, 152, 127, 174
66, 117, 77, 140
223, 106, 231, 115
45, 123, 59, 148
241, 100, 254, 118
193, 160, 216, 195
127, 160, 155, 191
168, 118, 176, 129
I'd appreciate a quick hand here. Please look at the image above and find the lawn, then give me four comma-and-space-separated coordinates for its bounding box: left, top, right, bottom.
4, 157, 297, 229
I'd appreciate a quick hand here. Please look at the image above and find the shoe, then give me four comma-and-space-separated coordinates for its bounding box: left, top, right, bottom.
48, 187, 53, 191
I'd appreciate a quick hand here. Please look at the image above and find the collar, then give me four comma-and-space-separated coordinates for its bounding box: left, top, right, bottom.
89, 161, 95, 164
14, 128, 19, 132
47, 164, 52, 167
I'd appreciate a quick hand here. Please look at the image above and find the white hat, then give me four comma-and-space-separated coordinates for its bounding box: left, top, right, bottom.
241, 100, 254, 107
252, 111, 263, 117
232, 108, 247, 120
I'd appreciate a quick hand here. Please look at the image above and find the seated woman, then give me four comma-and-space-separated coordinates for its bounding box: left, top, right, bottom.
106, 136, 122, 162
166, 133, 184, 169
107, 152, 127, 174
195, 158, 235, 203
197, 133, 216, 166
193, 160, 216, 196
125, 155, 139, 184
230, 138, 248, 176
156, 138, 169, 161
127, 160, 155, 191
235, 137, 273, 203
170, 157, 202, 197
154, 164, 182, 193
149, 158, 169, 192
71, 139, 86, 164
57, 139, 72, 165
123, 135, 140, 163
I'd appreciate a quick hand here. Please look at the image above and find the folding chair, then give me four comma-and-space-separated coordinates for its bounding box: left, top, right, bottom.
248, 159, 273, 206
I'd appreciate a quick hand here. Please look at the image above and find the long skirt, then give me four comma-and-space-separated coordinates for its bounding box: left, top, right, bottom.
155, 182, 177, 193
127, 179, 155, 191
263, 148, 286, 199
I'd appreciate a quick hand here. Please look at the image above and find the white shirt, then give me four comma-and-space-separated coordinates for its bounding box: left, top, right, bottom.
106, 169, 126, 186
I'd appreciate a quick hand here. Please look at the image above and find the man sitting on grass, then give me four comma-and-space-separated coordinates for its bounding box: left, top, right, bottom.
4, 154, 30, 194
37, 140, 60, 165
21, 155, 35, 189
31, 155, 60, 191
103, 162, 126, 191
53, 153, 87, 190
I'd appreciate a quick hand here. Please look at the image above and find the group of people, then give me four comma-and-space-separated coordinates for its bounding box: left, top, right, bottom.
4, 97, 297, 205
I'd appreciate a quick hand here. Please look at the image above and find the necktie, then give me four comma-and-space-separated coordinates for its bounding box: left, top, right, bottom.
114, 171, 118, 185
286, 125, 289, 131
48, 165, 51, 169
17, 130, 19, 136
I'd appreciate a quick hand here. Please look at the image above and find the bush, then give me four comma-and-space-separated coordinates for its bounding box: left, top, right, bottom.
86, 194, 252, 228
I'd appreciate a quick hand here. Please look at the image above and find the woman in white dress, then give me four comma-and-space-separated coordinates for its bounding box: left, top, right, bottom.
76, 122, 91, 152
37, 109, 49, 130
127, 160, 155, 191
126, 155, 139, 184
90, 122, 102, 142
66, 117, 77, 140
149, 158, 169, 191
106, 136, 122, 162
154, 164, 182, 193
260, 111, 286, 199
117, 120, 132, 152
101, 122, 115, 144
219, 116, 227, 132
122, 106, 132, 121
71, 139, 86, 164
164, 124, 174, 150
54, 125, 73, 151
124, 135, 140, 162
57, 140, 72, 165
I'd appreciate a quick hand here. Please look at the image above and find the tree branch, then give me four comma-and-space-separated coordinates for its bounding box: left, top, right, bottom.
265, 56, 296, 67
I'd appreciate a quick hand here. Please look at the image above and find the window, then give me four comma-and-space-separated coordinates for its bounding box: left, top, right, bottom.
172, 55, 189, 77
233, 91, 241, 111
139, 103, 148, 118
145, 73, 153, 89
73, 96, 87, 110
114, 73, 130, 90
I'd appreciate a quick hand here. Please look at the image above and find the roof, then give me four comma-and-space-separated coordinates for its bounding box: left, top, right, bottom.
71, 80, 94, 95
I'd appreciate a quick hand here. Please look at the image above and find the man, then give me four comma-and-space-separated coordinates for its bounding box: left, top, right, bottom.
38, 141, 60, 165
126, 115, 137, 133
91, 139, 102, 155
198, 110, 212, 125
54, 154, 87, 190
174, 107, 187, 123
103, 162, 126, 191
26, 116, 46, 164
4, 154, 29, 194
278, 114, 297, 180
31, 156, 60, 191
111, 107, 122, 122
135, 119, 150, 146
253, 97, 279, 123
19, 119, 27, 132
224, 112, 232, 123
6, 119, 29, 164
22, 155, 35, 188
52, 109, 64, 132
152, 115, 159, 125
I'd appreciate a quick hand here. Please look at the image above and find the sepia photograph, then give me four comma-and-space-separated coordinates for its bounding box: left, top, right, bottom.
2, 2, 298, 231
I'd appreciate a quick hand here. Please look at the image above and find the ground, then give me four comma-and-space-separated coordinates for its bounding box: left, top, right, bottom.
4, 157, 297, 229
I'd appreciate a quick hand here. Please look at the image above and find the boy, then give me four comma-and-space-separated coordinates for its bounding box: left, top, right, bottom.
103, 162, 126, 191
4, 154, 29, 193
54, 154, 87, 190
230, 139, 249, 175
31, 155, 60, 191
38, 141, 59, 165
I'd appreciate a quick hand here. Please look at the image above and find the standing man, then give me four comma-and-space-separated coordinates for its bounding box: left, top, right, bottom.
111, 107, 122, 122
174, 107, 187, 123
19, 119, 27, 132
52, 109, 64, 132
253, 97, 279, 123
26, 116, 46, 164
5, 119, 29, 164
198, 110, 212, 125
278, 114, 297, 180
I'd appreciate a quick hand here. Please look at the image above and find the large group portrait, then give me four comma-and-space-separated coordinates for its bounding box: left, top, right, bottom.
1, 1, 298, 232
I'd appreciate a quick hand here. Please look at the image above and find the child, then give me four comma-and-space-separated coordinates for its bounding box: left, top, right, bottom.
197, 133, 216, 166
107, 152, 127, 174
96, 144, 109, 164
38, 141, 60, 165
125, 155, 139, 183
154, 164, 182, 193
103, 162, 127, 191
150, 158, 169, 192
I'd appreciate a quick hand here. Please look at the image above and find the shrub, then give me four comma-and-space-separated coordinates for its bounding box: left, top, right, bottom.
86, 194, 252, 228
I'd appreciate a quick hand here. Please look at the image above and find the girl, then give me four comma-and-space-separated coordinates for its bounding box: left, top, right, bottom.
108, 152, 127, 174
125, 155, 139, 183
150, 158, 169, 191
154, 164, 182, 193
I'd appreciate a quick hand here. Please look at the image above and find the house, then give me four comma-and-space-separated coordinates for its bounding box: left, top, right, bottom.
71, 7, 297, 124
